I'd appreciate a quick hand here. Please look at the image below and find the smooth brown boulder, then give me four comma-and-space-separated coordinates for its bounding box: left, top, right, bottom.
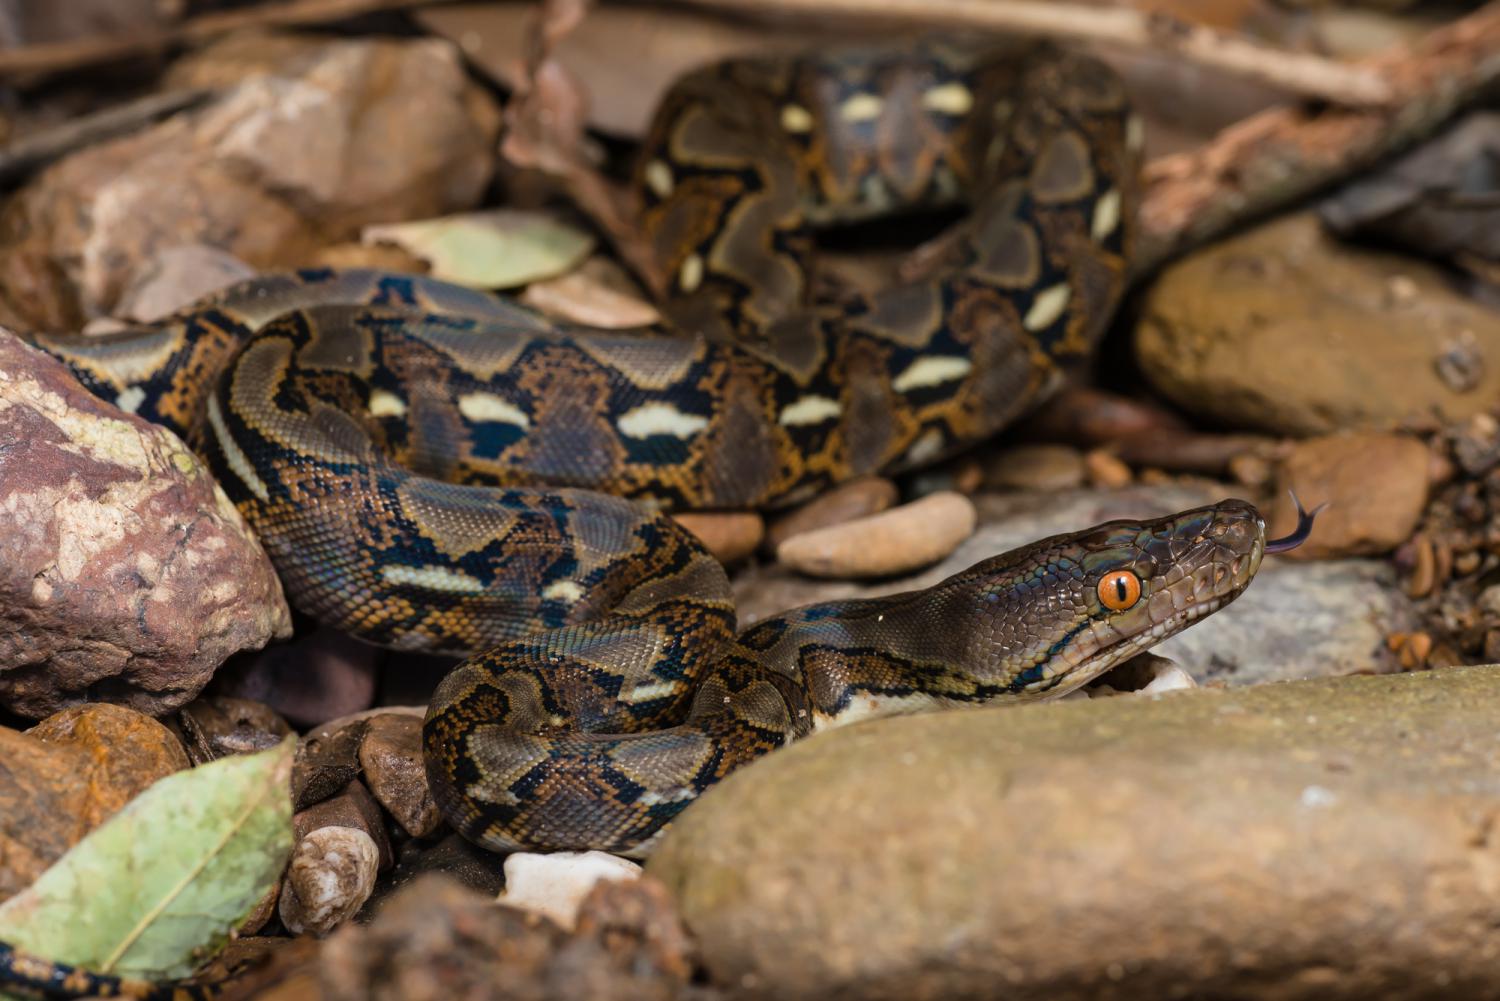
1136, 213, 1500, 435
0, 332, 291, 718
1270, 431, 1430, 558
649, 667, 1500, 1000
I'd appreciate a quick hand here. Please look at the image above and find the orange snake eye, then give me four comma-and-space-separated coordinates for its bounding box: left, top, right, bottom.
1097, 570, 1142, 611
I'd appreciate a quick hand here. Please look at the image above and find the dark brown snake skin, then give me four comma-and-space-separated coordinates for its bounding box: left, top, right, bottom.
27, 38, 1188, 876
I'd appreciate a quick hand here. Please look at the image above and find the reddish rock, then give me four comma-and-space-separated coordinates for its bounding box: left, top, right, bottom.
2, 704, 187, 900
0, 332, 290, 719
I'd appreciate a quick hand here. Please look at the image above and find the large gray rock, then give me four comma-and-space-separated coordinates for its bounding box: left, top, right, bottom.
0, 331, 291, 717
1134, 213, 1500, 436
649, 667, 1500, 1000
734, 483, 1417, 683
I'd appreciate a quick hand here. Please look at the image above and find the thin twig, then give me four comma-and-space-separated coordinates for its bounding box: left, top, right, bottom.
677, 0, 1394, 106
0, 0, 453, 80
0, 89, 212, 187
1135, 2, 1500, 275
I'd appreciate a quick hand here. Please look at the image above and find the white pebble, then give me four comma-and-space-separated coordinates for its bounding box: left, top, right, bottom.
497, 850, 641, 930
1139, 662, 1197, 695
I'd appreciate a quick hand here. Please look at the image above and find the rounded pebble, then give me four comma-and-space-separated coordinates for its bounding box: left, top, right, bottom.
1083, 449, 1132, 488
279, 825, 380, 936
983, 444, 1086, 492
776, 492, 977, 579
497, 850, 642, 931
765, 477, 898, 552
671, 511, 764, 565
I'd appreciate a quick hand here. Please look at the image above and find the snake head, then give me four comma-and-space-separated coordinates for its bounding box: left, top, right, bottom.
966, 498, 1278, 699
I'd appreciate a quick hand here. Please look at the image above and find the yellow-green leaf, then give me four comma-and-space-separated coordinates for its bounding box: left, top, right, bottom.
0, 737, 294, 982
363, 209, 595, 289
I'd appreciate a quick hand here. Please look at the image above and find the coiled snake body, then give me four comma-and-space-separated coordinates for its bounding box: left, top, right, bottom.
24, 38, 1274, 872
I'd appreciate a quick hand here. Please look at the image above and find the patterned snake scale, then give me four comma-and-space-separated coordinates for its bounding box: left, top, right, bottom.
21, 37, 1285, 888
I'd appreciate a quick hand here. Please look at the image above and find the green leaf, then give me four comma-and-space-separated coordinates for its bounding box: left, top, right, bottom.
0, 736, 294, 981
364, 209, 595, 289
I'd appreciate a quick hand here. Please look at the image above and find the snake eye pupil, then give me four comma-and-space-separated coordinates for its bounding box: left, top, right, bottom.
1097, 570, 1142, 611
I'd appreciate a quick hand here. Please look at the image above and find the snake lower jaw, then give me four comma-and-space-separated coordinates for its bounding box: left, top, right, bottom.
1041, 594, 1232, 700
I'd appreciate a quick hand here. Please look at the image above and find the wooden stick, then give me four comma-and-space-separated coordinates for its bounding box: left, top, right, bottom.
677, 0, 1394, 106
0, 89, 212, 187
0, 0, 454, 80
1134, 2, 1500, 275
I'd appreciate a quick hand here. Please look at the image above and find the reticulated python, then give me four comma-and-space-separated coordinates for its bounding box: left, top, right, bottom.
22, 40, 1307, 894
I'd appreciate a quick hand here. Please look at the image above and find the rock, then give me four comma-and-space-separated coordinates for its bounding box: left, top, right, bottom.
114, 244, 257, 323
1446, 411, 1500, 477
284, 779, 395, 936
0, 333, 290, 718
736, 484, 1418, 682
212, 626, 381, 728
671, 511, 764, 565
1088, 652, 1196, 697
0, 32, 498, 328
173, 695, 293, 765
238, 881, 282, 938
905, 457, 983, 498
520, 256, 661, 329
649, 667, 1500, 1001
1321, 113, 1500, 273
498, 851, 643, 932
1271, 432, 1429, 558
295, 779, 392, 871
982, 443, 1086, 492
569, 877, 697, 986
322, 875, 565, 1001
294, 719, 370, 812
1082, 448, 1132, 488
26, 704, 191, 823
764, 477, 898, 553
1136, 213, 1500, 435
358, 714, 441, 839
379, 833, 509, 904
321, 873, 699, 1001
1, 704, 187, 900
280, 826, 381, 937
776, 491, 977, 579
